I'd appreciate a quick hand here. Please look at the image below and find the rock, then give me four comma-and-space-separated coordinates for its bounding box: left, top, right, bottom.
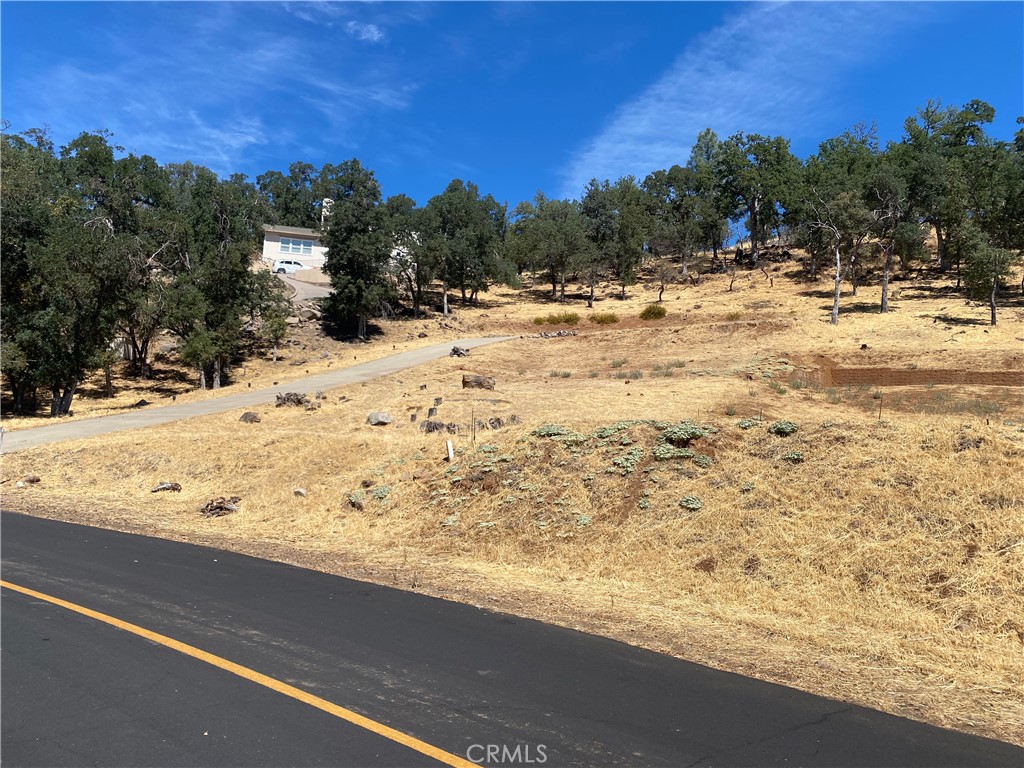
294, 488, 307, 497
360, 479, 374, 488
305, 400, 321, 410
349, 495, 365, 511
413, 469, 430, 480
418, 332, 428, 338
200, 496, 241, 517
450, 346, 470, 357
298, 308, 322, 321
400, 472, 412, 482
410, 413, 417, 422
434, 397, 443, 406
21, 475, 41, 484
150, 481, 182, 493
286, 316, 301, 325
276, 392, 309, 407
131, 399, 150, 408
290, 358, 308, 366
366, 412, 393, 426
428, 407, 438, 418
488, 417, 504, 429
419, 384, 427, 390
240, 412, 261, 423
462, 374, 495, 390
420, 420, 458, 434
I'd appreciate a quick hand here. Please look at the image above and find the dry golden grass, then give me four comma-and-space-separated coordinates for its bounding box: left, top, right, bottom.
3, 252, 1023, 744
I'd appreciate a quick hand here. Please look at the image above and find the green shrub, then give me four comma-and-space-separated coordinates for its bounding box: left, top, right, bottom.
610, 357, 628, 368
737, 418, 762, 430
549, 370, 572, 378
768, 420, 799, 436
660, 421, 711, 445
725, 406, 737, 416
692, 454, 714, 468
679, 495, 704, 511
725, 310, 743, 321
535, 311, 580, 326
371, 485, 392, 501
639, 304, 668, 320
612, 370, 643, 380
532, 424, 573, 438
782, 450, 805, 463
768, 381, 787, 395
590, 312, 619, 325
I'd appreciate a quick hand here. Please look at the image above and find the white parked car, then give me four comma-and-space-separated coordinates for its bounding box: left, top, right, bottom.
272, 259, 306, 274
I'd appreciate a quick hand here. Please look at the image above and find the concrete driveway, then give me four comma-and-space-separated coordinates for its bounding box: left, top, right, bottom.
1, 337, 517, 453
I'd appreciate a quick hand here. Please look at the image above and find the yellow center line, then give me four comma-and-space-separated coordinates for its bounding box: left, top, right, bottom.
1, 579, 476, 768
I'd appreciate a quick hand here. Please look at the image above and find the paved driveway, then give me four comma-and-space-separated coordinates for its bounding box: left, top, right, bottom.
1, 337, 517, 453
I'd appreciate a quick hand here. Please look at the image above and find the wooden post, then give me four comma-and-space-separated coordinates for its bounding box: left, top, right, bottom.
445, 440, 455, 463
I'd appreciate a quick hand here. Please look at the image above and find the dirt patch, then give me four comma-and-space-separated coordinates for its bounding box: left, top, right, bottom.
817, 367, 1024, 388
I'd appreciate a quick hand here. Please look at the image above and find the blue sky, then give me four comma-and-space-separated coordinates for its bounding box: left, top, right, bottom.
2, 2, 1022, 209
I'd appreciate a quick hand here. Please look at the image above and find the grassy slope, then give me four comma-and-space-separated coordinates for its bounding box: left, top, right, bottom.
3, 256, 1023, 744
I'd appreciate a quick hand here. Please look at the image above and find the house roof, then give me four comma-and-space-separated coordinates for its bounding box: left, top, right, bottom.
262, 223, 321, 238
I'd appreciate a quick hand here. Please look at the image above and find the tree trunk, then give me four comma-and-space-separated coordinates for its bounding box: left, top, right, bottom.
936, 223, 950, 271
104, 364, 114, 398
990, 275, 998, 326
587, 281, 595, 309
620, 283, 626, 300
559, 273, 566, 302
551, 274, 557, 297
357, 314, 368, 341
272, 345, 278, 363
442, 282, 449, 316
830, 245, 842, 325
749, 199, 760, 263
198, 367, 206, 390
212, 358, 222, 389
880, 244, 894, 313
850, 259, 858, 296
50, 383, 77, 417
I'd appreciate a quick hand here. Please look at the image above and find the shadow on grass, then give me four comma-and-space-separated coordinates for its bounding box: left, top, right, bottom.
930, 314, 992, 326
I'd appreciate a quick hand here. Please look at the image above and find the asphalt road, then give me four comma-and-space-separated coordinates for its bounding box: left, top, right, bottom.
1, 337, 516, 453
3, 512, 1020, 768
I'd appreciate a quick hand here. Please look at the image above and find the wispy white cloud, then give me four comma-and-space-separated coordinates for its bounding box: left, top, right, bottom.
559, 2, 919, 198
346, 20, 385, 43
8, 6, 412, 175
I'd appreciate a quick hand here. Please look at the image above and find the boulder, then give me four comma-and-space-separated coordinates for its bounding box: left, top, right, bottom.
366, 411, 393, 426
298, 308, 322, 321
276, 392, 309, 407
240, 412, 261, 423
462, 374, 495, 390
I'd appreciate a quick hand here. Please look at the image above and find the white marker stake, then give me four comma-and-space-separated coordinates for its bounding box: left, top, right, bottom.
446, 440, 455, 463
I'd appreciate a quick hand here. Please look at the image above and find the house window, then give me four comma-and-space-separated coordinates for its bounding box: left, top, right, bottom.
280, 238, 314, 255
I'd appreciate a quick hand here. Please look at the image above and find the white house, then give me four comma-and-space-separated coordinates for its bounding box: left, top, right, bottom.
261, 224, 328, 270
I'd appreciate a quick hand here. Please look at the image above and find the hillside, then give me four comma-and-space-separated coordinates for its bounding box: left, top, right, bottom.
3, 251, 1023, 745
